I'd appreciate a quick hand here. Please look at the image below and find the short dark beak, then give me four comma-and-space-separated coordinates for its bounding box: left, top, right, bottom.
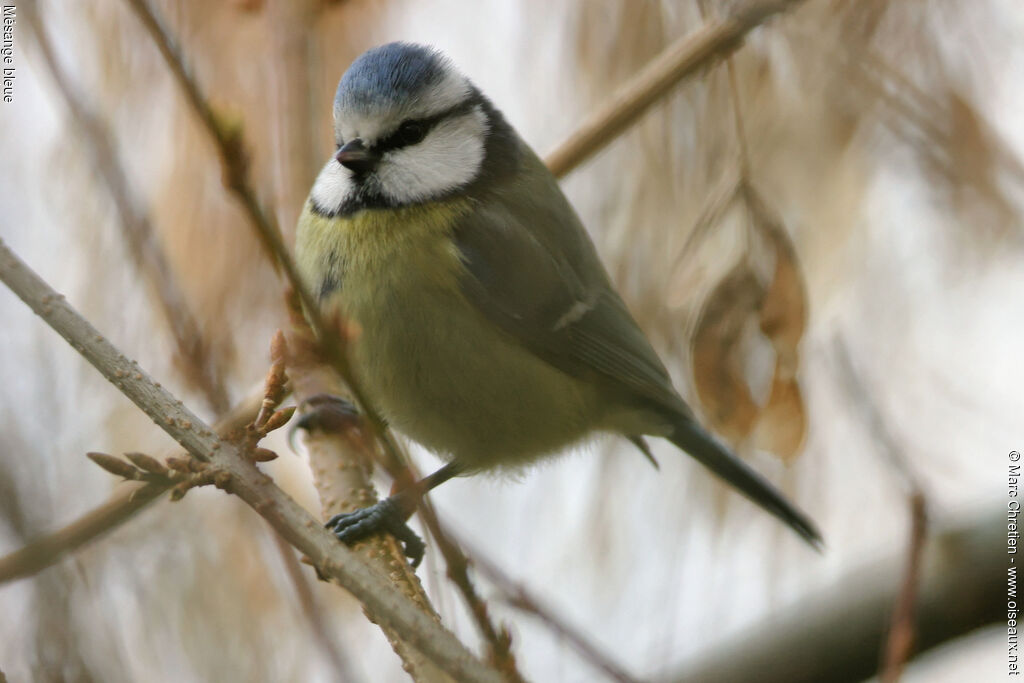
335, 139, 379, 174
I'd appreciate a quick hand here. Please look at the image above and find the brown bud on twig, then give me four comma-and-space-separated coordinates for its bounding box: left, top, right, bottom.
262, 406, 296, 434
87, 452, 142, 480
166, 456, 191, 473
123, 452, 168, 476
169, 481, 190, 502
252, 447, 279, 462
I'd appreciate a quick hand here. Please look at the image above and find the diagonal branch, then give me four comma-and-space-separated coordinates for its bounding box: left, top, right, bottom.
417, 503, 523, 681
0, 236, 502, 683
544, 0, 808, 178
0, 481, 164, 583
287, 338, 460, 682
0, 383, 266, 584
454, 533, 640, 683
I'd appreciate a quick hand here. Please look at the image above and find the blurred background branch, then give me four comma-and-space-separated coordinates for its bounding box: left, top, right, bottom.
20, 1, 230, 414
832, 338, 931, 683
670, 506, 1003, 683
544, 0, 807, 178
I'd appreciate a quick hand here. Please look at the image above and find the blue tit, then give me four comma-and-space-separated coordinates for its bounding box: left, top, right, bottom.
295, 42, 821, 565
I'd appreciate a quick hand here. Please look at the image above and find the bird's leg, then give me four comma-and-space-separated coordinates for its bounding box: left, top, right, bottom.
293, 394, 460, 566
324, 462, 461, 568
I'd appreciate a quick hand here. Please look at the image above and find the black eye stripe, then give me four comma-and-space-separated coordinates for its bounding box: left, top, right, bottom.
374, 94, 482, 153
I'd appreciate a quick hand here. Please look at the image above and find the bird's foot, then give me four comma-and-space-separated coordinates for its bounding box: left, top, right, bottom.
291, 393, 359, 436
325, 495, 425, 567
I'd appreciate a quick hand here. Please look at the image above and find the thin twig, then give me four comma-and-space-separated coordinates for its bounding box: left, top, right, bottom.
0, 382, 266, 584
544, 0, 808, 178
0, 237, 502, 683
832, 338, 929, 683
417, 506, 523, 682
21, 3, 229, 413
672, 167, 743, 269
0, 481, 163, 583
881, 491, 927, 683
696, 0, 752, 178
114, 30, 430, 680
120, 0, 290, 275
454, 534, 640, 683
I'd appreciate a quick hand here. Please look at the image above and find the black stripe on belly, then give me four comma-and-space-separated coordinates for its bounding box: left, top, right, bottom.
318, 249, 345, 300
319, 274, 341, 301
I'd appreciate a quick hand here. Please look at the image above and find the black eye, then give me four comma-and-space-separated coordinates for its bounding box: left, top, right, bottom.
393, 120, 428, 147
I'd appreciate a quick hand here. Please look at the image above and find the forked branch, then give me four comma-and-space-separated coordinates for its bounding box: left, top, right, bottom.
0, 236, 502, 683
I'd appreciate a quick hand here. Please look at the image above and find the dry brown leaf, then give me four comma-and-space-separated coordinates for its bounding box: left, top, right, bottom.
753, 371, 807, 462
691, 260, 764, 444
746, 184, 809, 460
691, 184, 809, 461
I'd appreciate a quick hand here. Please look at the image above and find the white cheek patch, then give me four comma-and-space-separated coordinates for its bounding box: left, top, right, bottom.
309, 158, 356, 215
375, 107, 488, 205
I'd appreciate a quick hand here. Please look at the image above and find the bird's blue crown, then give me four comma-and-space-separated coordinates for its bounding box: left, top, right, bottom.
334, 42, 448, 113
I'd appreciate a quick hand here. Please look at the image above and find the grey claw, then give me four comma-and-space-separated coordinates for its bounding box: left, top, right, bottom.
325, 497, 425, 567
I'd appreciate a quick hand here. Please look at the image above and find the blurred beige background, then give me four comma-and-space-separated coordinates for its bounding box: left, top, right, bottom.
0, 0, 1021, 681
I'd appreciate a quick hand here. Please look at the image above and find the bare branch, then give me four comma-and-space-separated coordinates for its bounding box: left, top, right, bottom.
455, 535, 640, 683
0, 383, 267, 584
0, 238, 502, 683
0, 481, 163, 583
544, 0, 808, 178
417, 506, 523, 681
93, 24, 436, 674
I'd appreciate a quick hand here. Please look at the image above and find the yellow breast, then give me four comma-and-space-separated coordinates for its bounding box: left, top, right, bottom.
295, 198, 470, 308
294, 196, 601, 469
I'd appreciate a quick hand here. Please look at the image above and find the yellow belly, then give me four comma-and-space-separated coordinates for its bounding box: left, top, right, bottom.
295, 200, 603, 471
